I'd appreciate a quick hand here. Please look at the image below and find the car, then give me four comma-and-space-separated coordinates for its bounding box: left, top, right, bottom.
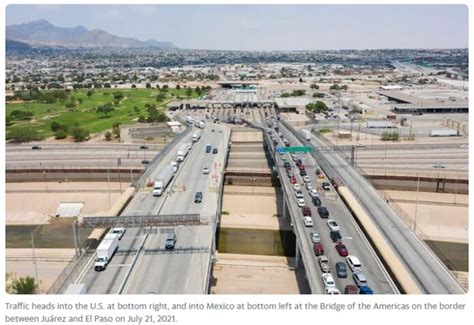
309, 189, 318, 198
202, 165, 210, 174
335, 242, 349, 257
290, 176, 297, 184
359, 286, 374, 294
283, 161, 291, 168
298, 164, 305, 171
212, 148, 218, 154
303, 216, 313, 227
291, 154, 298, 161
296, 159, 303, 167
306, 182, 313, 190
194, 192, 203, 203
293, 183, 301, 191
211, 129, 215, 132
432, 162, 446, 168
295, 190, 304, 198
335, 262, 347, 278
318, 255, 330, 272
325, 287, 341, 295
312, 196, 322, 206
317, 206, 329, 218
322, 273, 336, 288
31, 145, 42, 150
205, 144, 212, 153
165, 233, 177, 250
310, 232, 321, 243
281, 155, 287, 161
302, 206, 312, 217
297, 198, 305, 207
352, 272, 368, 288
287, 171, 294, 178
139, 145, 149, 150
111, 227, 126, 240
315, 169, 321, 176
322, 182, 331, 190
356, 143, 365, 147
327, 219, 340, 231
141, 160, 150, 165
330, 230, 342, 242
313, 242, 324, 256
299, 169, 307, 176
344, 285, 359, 294
346, 255, 362, 272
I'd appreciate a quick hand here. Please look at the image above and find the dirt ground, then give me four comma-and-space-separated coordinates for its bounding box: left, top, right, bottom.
6, 182, 126, 225
383, 190, 468, 243
6, 249, 76, 293
210, 253, 310, 294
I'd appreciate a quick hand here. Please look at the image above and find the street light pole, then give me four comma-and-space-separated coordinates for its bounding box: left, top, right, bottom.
31, 225, 41, 290
414, 176, 420, 234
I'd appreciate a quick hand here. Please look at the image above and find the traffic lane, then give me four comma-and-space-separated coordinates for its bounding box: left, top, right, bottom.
80, 231, 146, 294
280, 125, 395, 294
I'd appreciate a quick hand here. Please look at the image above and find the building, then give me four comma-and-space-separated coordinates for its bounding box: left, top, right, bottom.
378, 91, 468, 114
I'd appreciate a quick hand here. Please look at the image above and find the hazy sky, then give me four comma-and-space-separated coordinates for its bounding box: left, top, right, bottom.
6, 4, 468, 50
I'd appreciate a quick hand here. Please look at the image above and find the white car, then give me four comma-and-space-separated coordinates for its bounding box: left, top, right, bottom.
202, 165, 210, 174
322, 273, 336, 288
306, 182, 313, 190
356, 143, 365, 147
327, 219, 340, 232
432, 162, 445, 168
303, 175, 311, 183
293, 183, 301, 191
291, 154, 298, 161
281, 155, 287, 161
309, 189, 319, 198
303, 216, 313, 227
295, 190, 304, 198
310, 232, 321, 243
297, 198, 306, 207
325, 287, 341, 295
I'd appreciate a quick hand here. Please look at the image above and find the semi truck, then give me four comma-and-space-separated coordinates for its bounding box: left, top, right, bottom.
192, 131, 201, 143
301, 129, 312, 141
153, 165, 175, 196
64, 283, 87, 294
94, 233, 119, 271
176, 143, 192, 162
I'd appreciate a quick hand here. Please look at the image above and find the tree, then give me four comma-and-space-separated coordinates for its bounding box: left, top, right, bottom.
185, 88, 193, 97
176, 84, 181, 90
72, 127, 89, 142
299, 77, 304, 83
131, 84, 137, 89
104, 131, 112, 141
138, 115, 147, 123
86, 90, 94, 97
133, 106, 140, 114
54, 129, 67, 139
146, 82, 152, 89
112, 126, 121, 138
313, 92, 325, 98
310, 83, 319, 89
51, 121, 67, 132
10, 276, 38, 294
6, 127, 44, 142
10, 110, 34, 120
156, 93, 166, 102
96, 103, 115, 117
306, 101, 329, 113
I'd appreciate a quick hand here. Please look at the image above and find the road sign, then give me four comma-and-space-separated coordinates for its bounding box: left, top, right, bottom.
278, 146, 313, 153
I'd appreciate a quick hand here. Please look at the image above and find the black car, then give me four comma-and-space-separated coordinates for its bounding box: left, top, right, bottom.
139, 145, 149, 150
194, 192, 203, 203
283, 162, 291, 168
31, 145, 42, 150
141, 160, 150, 165
312, 196, 322, 206
330, 230, 342, 242
335, 262, 347, 278
212, 148, 218, 154
322, 182, 331, 191
296, 159, 302, 167
299, 169, 307, 176
317, 206, 329, 218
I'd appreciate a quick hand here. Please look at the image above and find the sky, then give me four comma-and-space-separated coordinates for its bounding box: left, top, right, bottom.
5, 4, 469, 51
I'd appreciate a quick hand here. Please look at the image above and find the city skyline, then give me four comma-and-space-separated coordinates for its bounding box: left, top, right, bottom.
6, 4, 468, 51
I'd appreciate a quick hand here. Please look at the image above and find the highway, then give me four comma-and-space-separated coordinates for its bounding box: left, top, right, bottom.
283, 120, 465, 294
75, 122, 229, 294
258, 114, 397, 294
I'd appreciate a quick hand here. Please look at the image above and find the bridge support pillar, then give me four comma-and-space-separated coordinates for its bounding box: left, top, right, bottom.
294, 238, 300, 269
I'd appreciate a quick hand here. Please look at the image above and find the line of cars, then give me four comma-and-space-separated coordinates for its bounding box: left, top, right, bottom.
278, 129, 374, 295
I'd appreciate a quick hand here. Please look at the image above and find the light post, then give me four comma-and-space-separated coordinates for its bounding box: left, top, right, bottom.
414, 175, 420, 234
31, 225, 42, 290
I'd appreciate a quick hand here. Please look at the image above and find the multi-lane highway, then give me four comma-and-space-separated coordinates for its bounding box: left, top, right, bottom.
74, 123, 229, 294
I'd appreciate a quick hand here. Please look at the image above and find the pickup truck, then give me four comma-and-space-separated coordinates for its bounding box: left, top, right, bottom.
318, 255, 330, 273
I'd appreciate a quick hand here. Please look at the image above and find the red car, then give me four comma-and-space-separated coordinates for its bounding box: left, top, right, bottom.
313, 242, 324, 256
290, 176, 297, 184
299, 164, 305, 171
344, 285, 359, 294
302, 206, 312, 217
335, 242, 349, 257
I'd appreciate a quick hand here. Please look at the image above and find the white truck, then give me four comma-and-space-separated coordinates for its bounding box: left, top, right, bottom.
301, 129, 312, 141
94, 233, 119, 271
176, 143, 192, 162
153, 165, 175, 196
198, 121, 205, 129
192, 131, 201, 143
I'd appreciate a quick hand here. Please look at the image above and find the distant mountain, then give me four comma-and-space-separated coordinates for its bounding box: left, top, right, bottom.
6, 39, 31, 51
6, 19, 176, 49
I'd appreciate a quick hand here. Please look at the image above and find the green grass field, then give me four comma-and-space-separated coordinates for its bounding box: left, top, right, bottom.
6, 88, 200, 139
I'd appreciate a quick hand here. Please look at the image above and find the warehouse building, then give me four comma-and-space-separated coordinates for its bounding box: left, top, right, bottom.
378, 91, 468, 114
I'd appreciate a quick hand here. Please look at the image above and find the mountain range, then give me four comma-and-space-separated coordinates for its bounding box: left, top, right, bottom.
6, 19, 176, 49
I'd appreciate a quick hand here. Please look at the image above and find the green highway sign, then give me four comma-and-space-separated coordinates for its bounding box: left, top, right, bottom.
277, 146, 312, 153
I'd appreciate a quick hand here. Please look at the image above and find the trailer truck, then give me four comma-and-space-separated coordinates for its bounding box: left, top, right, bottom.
176, 143, 192, 162
94, 233, 119, 271
301, 129, 312, 141
153, 165, 175, 196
